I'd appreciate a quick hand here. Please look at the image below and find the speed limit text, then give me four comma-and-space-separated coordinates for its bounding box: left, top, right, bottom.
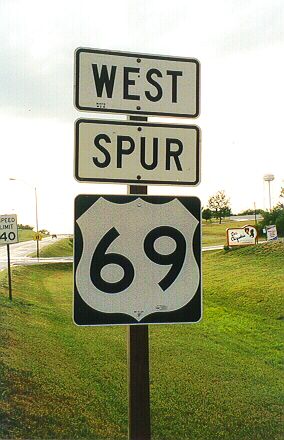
0, 217, 16, 229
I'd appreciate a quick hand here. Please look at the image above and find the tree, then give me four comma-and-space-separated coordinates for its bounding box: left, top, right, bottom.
202, 208, 212, 222
18, 224, 34, 230
258, 205, 284, 237
238, 208, 264, 216
279, 186, 284, 208
39, 229, 50, 235
208, 190, 231, 224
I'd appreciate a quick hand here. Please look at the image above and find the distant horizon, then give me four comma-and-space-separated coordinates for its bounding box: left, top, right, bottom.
0, 209, 266, 239
0, 0, 283, 233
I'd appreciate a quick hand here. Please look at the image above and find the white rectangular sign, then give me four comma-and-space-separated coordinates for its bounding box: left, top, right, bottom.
0, 214, 19, 245
266, 224, 278, 241
227, 225, 257, 246
75, 119, 200, 185
74, 48, 200, 117
74, 195, 201, 326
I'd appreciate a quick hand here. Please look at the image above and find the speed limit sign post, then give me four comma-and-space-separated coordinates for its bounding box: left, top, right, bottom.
0, 214, 19, 301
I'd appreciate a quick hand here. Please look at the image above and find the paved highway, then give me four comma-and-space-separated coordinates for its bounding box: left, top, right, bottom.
0, 238, 224, 272
0, 236, 73, 271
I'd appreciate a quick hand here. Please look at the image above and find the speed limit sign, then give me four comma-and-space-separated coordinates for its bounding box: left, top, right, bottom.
0, 214, 19, 245
74, 195, 201, 325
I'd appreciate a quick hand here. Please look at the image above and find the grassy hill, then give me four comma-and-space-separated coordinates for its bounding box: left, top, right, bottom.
30, 237, 73, 258
18, 229, 48, 243
18, 229, 36, 242
202, 219, 250, 246
0, 242, 283, 439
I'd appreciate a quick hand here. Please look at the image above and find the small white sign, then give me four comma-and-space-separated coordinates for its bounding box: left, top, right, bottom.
74, 48, 200, 117
75, 119, 200, 185
266, 224, 278, 241
74, 195, 201, 325
227, 225, 257, 246
0, 214, 19, 245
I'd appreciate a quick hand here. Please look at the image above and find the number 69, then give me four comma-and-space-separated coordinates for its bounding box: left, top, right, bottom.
90, 226, 186, 294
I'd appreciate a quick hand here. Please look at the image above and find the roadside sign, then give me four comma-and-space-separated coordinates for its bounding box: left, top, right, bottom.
74, 195, 201, 326
0, 214, 19, 245
266, 224, 278, 241
74, 48, 200, 117
226, 225, 257, 246
33, 233, 43, 241
75, 119, 200, 185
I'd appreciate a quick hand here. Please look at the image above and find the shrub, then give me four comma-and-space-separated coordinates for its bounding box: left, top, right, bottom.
18, 224, 34, 230
257, 205, 284, 237
202, 208, 212, 222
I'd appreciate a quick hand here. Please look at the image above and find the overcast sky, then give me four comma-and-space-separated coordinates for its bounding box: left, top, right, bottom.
0, 0, 283, 233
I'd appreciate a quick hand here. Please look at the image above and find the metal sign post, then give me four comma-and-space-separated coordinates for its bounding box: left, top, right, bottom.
128, 180, 151, 440
0, 214, 19, 301
33, 232, 42, 260
128, 324, 151, 440
6, 244, 12, 301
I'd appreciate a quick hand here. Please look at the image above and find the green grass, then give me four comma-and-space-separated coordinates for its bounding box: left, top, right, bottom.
0, 242, 283, 439
30, 238, 73, 258
18, 229, 48, 243
202, 219, 252, 246
18, 229, 35, 242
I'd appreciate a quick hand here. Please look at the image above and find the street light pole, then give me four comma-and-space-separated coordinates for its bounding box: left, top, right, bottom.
9, 178, 40, 258
268, 181, 272, 211
35, 186, 39, 259
254, 201, 257, 225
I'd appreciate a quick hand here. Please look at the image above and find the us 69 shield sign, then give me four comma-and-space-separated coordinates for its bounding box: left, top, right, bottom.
74, 195, 201, 326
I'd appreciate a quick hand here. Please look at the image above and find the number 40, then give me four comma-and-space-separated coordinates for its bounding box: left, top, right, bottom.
90, 226, 186, 294
0, 232, 16, 241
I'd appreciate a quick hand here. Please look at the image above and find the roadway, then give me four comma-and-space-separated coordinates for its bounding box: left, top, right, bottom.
0, 238, 223, 271
0, 236, 73, 271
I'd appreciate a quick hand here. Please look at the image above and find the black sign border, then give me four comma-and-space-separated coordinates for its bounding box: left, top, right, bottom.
74, 48, 200, 118
74, 119, 200, 186
74, 194, 202, 326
